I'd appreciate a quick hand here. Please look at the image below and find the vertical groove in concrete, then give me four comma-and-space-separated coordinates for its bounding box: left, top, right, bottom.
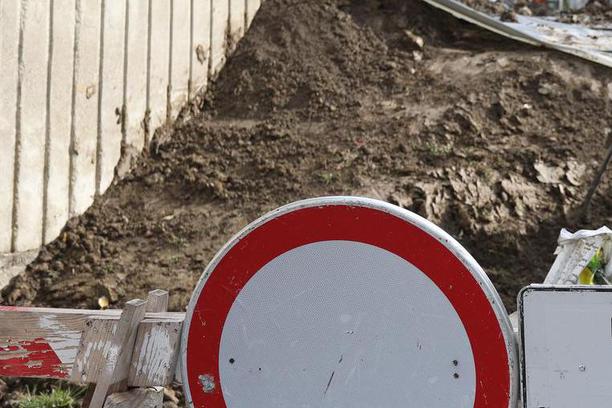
68, 0, 80, 217
11, 0, 26, 252
169, 0, 191, 120
45, 0, 74, 244
148, 0, 171, 133
124, 0, 149, 152
144, 0, 153, 146
191, 0, 211, 100
167, 0, 174, 124
17, 0, 50, 250
95, 0, 106, 196
0, 0, 18, 253
188, 0, 194, 100
244, 0, 248, 30
208, 0, 214, 79
98, 0, 126, 193
121, 0, 129, 145
42, 0, 54, 244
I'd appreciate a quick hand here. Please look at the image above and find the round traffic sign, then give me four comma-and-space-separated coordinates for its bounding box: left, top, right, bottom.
181, 197, 517, 408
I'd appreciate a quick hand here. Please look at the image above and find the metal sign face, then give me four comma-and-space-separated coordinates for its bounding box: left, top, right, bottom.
520, 285, 612, 408
181, 197, 517, 408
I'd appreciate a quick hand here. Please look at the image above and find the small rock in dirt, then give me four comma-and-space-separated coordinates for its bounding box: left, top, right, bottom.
534, 161, 564, 184
403, 30, 424, 49
382, 61, 398, 71
412, 51, 423, 62
537, 82, 559, 97
566, 160, 587, 186
500, 10, 518, 22
388, 192, 413, 209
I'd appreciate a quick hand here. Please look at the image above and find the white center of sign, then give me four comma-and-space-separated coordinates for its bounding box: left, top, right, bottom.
219, 240, 476, 408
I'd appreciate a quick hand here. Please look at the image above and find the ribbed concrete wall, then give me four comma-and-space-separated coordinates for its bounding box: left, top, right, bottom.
0, 0, 262, 286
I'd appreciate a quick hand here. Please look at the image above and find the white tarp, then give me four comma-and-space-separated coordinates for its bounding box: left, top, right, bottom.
545, 226, 612, 285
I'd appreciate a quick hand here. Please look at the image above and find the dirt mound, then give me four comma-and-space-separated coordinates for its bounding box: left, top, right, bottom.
2, 0, 611, 319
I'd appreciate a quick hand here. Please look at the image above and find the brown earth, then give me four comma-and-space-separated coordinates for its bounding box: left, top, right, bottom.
1, 0, 611, 403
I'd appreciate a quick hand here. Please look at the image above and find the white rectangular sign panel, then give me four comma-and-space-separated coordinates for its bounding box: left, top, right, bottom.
520, 285, 612, 408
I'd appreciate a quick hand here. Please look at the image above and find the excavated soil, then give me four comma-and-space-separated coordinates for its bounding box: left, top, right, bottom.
1, 0, 611, 403
3, 0, 611, 311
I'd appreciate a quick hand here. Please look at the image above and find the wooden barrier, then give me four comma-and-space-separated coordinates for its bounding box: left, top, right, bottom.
0, 290, 184, 408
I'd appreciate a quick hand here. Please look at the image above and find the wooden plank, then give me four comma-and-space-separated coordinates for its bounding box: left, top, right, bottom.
145, 289, 169, 313
169, 0, 191, 120
210, 0, 229, 77
88, 299, 147, 408
103, 387, 163, 408
147, 0, 170, 133
98, 0, 126, 194
0, 0, 19, 252
45, 0, 75, 244
71, 317, 116, 384
0, 306, 183, 383
190, 0, 211, 99
128, 319, 182, 387
124, 0, 149, 153
228, 0, 246, 52
13, 0, 50, 251
246, 0, 261, 27
71, 0, 101, 216
129, 290, 178, 387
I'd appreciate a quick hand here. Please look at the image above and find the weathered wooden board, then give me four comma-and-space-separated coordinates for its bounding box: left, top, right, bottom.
128, 319, 182, 387
103, 387, 163, 408
0, 306, 183, 386
88, 299, 147, 408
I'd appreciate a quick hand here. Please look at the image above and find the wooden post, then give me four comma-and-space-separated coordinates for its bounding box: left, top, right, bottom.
145, 289, 169, 313
87, 299, 147, 408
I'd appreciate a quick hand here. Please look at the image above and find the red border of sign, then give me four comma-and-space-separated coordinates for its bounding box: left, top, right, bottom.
185, 204, 511, 407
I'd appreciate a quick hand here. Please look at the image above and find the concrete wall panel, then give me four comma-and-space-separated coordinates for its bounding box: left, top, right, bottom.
169, 0, 191, 120
0, 0, 20, 253
125, 0, 149, 152
70, 0, 101, 216
13, 0, 50, 252
190, 0, 210, 99
45, 0, 75, 244
147, 0, 170, 134
210, 0, 229, 77
246, 0, 261, 27
229, 0, 246, 51
97, 0, 126, 194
